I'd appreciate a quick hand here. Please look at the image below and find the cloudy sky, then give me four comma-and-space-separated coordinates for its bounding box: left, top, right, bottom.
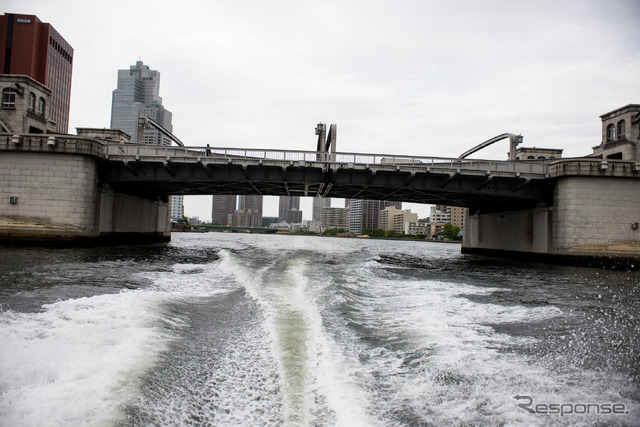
6, 0, 639, 219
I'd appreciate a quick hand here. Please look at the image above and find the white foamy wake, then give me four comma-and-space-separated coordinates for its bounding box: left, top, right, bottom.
218, 249, 375, 426
0, 258, 236, 427
341, 262, 638, 426
0, 291, 173, 426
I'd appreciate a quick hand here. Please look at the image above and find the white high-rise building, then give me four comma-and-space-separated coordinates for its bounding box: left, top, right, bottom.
110, 60, 173, 144
170, 195, 184, 220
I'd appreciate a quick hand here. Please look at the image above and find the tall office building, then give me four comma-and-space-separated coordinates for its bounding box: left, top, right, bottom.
286, 209, 303, 224
229, 195, 263, 228
348, 199, 401, 233
110, 60, 177, 214
279, 196, 300, 219
321, 206, 348, 230
312, 197, 331, 221
212, 195, 237, 225
0, 13, 74, 133
239, 195, 263, 215
110, 60, 172, 144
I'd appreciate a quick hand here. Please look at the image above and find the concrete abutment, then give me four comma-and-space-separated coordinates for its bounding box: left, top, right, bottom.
0, 147, 170, 246
463, 173, 640, 269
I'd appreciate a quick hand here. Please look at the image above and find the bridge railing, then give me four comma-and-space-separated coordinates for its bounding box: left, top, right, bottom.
103, 144, 550, 176
105, 144, 202, 158
1, 133, 105, 158
104, 144, 316, 161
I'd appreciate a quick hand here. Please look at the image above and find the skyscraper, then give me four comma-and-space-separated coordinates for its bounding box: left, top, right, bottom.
110, 60, 178, 213
0, 13, 73, 133
231, 195, 263, 228
312, 197, 331, 221
239, 195, 263, 215
279, 196, 300, 219
286, 209, 303, 224
110, 60, 172, 144
212, 195, 237, 225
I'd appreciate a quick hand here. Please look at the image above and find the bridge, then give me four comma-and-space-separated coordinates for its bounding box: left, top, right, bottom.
1, 129, 639, 268
101, 142, 551, 212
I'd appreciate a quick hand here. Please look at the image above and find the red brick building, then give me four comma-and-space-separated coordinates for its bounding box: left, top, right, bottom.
0, 13, 73, 133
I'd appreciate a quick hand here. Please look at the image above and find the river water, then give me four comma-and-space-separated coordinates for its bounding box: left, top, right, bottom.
0, 233, 638, 426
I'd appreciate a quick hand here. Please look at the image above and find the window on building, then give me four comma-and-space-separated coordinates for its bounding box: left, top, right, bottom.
617, 120, 626, 139
37, 97, 45, 116
606, 124, 615, 142
28, 92, 36, 111
2, 88, 16, 108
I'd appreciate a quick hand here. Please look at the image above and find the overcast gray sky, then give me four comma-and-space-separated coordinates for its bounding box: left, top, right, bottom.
6, 0, 640, 220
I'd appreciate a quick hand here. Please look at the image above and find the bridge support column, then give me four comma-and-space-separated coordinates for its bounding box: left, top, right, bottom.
96, 186, 171, 245
462, 205, 551, 256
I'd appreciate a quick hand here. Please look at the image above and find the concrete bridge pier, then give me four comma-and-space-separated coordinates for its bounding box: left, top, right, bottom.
462, 204, 553, 257
462, 161, 640, 268
0, 135, 170, 246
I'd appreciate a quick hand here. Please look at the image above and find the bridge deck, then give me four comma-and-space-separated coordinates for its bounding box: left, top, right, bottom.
101, 144, 552, 210
3, 135, 637, 211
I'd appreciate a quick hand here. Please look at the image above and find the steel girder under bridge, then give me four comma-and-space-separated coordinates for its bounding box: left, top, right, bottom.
100, 144, 553, 212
